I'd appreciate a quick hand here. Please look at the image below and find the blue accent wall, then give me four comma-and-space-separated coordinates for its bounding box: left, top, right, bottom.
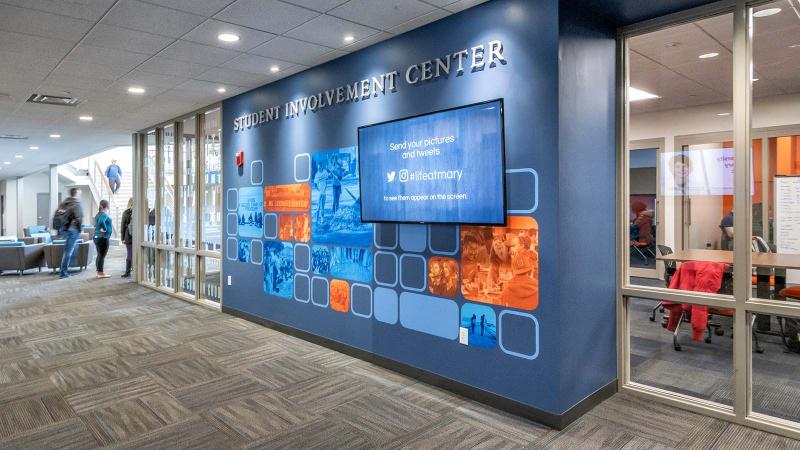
222, 0, 617, 416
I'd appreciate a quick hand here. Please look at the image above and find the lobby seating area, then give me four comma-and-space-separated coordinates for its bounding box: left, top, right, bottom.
0, 237, 94, 276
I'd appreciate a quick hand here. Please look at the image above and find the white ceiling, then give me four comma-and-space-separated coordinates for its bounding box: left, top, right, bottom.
0, 0, 488, 179
629, 1, 800, 115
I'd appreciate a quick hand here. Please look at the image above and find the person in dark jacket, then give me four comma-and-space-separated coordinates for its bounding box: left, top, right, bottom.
121, 198, 133, 278
58, 187, 84, 279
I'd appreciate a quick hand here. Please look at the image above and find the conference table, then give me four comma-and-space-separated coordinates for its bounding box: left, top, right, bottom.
657, 249, 800, 299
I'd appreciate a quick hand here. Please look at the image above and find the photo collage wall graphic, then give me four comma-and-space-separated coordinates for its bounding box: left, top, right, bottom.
236, 147, 539, 355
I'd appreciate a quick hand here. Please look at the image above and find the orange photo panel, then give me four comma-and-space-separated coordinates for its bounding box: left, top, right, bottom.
428, 256, 459, 298
264, 183, 311, 212
293, 213, 311, 242
460, 216, 539, 311
330, 279, 350, 313
278, 214, 293, 240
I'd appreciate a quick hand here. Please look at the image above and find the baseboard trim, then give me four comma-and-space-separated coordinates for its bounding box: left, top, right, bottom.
222, 305, 616, 429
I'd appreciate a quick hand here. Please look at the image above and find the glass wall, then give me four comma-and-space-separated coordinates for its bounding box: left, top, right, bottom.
136, 106, 222, 305
622, 1, 800, 437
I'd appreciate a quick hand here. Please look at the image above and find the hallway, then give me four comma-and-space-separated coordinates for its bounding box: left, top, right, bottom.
0, 250, 796, 449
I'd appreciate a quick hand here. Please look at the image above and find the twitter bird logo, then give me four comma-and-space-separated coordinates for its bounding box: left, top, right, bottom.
386, 171, 396, 182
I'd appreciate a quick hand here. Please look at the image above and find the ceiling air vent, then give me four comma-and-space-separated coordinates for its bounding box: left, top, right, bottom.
26, 93, 80, 107
0, 134, 28, 140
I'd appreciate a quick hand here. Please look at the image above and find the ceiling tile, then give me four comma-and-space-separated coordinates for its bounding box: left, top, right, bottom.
0, 0, 116, 21
158, 39, 241, 65
285, 14, 378, 48
139, 56, 213, 78
0, 50, 61, 83
52, 60, 127, 81
41, 73, 116, 91
248, 36, 334, 65
224, 53, 293, 75
117, 70, 189, 89
388, 8, 450, 35
329, 0, 437, 31
177, 78, 232, 92
0, 30, 74, 59
182, 19, 275, 51
304, 49, 348, 67
66, 44, 152, 73
140, 0, 236, 17
0, 3, 93, 42
443, 0, 489, 13
213, 0, 319, 34
82, 24, 175, 55
100, 0, 206, 38
280, 0, 349, 13
195, 66, 271, 87
342, 32, 392, 52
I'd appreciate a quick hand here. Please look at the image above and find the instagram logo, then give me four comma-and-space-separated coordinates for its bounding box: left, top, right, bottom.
399, 169, 409, 182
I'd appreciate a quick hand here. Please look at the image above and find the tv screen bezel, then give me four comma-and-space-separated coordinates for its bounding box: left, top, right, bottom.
356, 98, 507, 226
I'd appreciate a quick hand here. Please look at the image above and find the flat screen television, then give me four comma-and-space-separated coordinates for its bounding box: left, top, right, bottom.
357, 99, 506, 225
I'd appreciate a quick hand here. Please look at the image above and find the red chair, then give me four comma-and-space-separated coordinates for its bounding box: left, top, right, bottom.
779, 286, 800, 301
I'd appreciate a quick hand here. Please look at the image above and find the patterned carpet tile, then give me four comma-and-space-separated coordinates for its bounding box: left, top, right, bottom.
0, 417, 99, 450
379, 415, 520, 450
323, 392, 441, 440
203, 391, 318, 441
147, 357, 231, 390
171, 374, 268, 412
64, 375, 163, 414
277, 373, 381, 414
243, 416, 373, 450
110, 417, 239, 450
50, 358, 133, 393
245, 355, 328, 390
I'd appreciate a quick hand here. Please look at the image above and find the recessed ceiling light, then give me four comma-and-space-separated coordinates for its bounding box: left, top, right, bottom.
344, 35, 354, 43
79, 115, 93, 121
14, 155, 22, 158
2, 161, 10, 165
29, 146, 38, 150
216, 87, 226, 93
790, 43, 800, 49
49, 134, 61, 138
218, 33, 240, 42
628, 86, 660, 102
751, 78, 759, 82
665, 41, 681, 48
753, 7, 781, 18
270, 65, 279, 73
127, 86, 145, 94
698, 52, 719, 59
717, 112, 731, 116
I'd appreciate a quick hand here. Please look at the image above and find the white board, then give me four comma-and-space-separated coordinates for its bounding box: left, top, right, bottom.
775, 176, 800, 283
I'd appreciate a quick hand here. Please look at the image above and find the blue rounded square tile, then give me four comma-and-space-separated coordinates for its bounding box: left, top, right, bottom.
499, 310, 539, 360
506, 168, 538, 214
225, 237, 238, 261
399, 224, 426, 252
428, 224, 459, 255
294, 273, 310, 303
374, 251, 397, 287
226, 188, 238, 211
374, 287, 398, 325
399, 254, 426, 292
351, 283, 372, 318
226, 213, 238, 236
250, 240, 263, 265
374, 223, 398, 250
294, 153, 311, 182
311, 276, 329, 308
264, 213, 278, 239
251, 160, 264, 185
294, 243, 310, 272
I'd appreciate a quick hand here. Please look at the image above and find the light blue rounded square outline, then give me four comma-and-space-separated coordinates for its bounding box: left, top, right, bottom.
225, 237, 238, 261
427, 225, 460, 256
399, 253, 427, 292
226, 188, 238, 211
373, 251, 398, 287
506, 168, 538, 214
373, 287, 398, 325
311, 276, 329, 308
294, 153, 311, 182
398, 224, 427, 252
350, 283, 372, 319
250, 239, 263, 265
498, 310, 540, 360
250, 160, 264, 185
294, 243, 311, 272
264, 213, 278, 240
226, 213, 238, 236
373, 223, 398, 250
294, 273, 311, 303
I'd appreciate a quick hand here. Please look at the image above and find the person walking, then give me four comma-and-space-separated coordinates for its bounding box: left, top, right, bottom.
105, 159, 122, 194
94, 200, 113, 279
120, 197, 133, 278
56, 188, 83, 279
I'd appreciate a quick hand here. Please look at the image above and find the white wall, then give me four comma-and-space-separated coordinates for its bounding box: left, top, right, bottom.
20, 172, 49, 228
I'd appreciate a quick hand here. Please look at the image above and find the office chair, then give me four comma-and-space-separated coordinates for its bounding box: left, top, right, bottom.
648, 245, 675, 322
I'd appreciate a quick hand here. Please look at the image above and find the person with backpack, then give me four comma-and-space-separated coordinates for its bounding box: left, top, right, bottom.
55, 187, 83, 279
94, 200, 113, 279
120, 198, 133, 278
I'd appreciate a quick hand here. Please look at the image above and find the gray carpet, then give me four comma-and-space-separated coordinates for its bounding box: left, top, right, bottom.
0, 250, 797, 448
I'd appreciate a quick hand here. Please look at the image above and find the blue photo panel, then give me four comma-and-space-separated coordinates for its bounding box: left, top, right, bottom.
311, 245, 330, 275
460, 303, 497, 349
263, 241, 293, 299
310, 147, 372, 246
238, 239, 250, 263
238, 186, 264, 238
330, 246, 373, 283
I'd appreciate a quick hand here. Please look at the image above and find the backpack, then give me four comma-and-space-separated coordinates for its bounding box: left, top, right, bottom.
52, 206, 74, 232
781, 317, 800, 353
